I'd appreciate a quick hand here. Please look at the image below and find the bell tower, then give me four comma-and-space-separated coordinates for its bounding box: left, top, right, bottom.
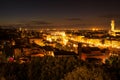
111, 20, 115, 31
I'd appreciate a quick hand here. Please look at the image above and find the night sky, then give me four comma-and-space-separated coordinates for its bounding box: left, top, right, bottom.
0, 0, 120, 29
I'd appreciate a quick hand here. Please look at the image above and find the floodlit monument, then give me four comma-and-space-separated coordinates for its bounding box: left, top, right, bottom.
109, 20, 120, 36
111, 20, 115, 31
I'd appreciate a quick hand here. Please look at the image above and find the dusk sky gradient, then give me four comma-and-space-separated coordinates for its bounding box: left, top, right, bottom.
0, 0, 120, 29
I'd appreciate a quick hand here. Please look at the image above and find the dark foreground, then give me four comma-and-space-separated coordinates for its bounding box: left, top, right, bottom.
0, 56, 119, 80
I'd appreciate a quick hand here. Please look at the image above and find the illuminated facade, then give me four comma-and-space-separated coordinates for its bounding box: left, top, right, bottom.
111, 20, 115, 31
110, 20, 120, 36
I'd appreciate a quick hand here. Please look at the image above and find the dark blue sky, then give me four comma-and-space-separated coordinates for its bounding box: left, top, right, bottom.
0, 0, 120, 29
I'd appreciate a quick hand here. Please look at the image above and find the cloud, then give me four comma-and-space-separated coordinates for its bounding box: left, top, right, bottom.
19, 20, 53, 27
59, 23, 94, 27
17, 20, 52, 25
65, 18, 82, 21
30, 21, 52, 25
100, 14, 120, 19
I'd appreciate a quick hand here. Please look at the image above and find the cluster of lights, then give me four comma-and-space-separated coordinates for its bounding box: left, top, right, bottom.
92, 28, 99, 31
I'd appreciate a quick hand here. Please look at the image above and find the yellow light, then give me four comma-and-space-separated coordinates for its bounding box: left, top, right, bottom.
73, 44, 77, 47
61, 32, 66, 37
63, 39, 68, 45
92, 28, 98, 31
96, 28, 98, 31
92, 28, 95, 31
47, 37, 52, 42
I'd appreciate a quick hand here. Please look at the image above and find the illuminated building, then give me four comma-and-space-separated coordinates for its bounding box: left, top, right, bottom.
111, 20, 115, 31
109, 20, 120, 36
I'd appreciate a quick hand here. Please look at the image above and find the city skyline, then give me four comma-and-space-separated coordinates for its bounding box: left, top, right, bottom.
0, 0, 120, 29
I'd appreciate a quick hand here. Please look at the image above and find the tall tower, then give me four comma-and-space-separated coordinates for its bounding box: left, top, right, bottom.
111, 20, 115, 31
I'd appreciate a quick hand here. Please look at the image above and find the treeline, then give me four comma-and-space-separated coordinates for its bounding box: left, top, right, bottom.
0, 56, 119, 80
